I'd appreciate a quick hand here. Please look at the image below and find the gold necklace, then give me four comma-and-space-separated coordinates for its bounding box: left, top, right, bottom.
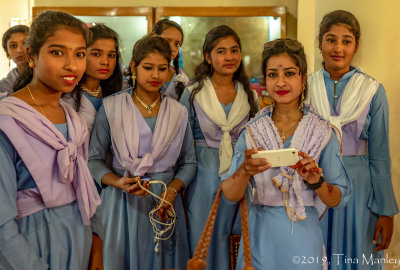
272, 116, 301, 143
134, 91, 160, 116
81, 85, 102, 98
27, 84, 46, 117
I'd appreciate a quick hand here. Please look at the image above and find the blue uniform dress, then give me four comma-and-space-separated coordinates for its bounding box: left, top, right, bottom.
88, 100, 196, 270
221, 109, 350, 270
0, 124, 103, 270
318, 68, 399, 270
180, 88, 242, 270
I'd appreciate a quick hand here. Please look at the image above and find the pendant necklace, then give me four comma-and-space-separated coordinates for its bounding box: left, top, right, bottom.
272, 116, 301, 143
134, 91, 160, 116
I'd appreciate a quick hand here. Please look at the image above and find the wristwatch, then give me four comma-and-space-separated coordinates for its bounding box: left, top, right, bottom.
303, 175, 325, 190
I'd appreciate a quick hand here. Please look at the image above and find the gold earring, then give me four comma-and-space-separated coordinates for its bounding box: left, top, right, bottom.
28, 61, 35, 68
7, 55, 11, 60
131, 73, 136, 87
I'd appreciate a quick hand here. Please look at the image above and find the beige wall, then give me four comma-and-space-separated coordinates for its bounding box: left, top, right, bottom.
298, 1, 400, 269
0, 0, 30, 78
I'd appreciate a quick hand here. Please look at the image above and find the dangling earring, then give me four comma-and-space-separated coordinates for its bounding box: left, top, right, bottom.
131, 73, 136, 87
209, 64, 213, 75
28, 60, 35, 69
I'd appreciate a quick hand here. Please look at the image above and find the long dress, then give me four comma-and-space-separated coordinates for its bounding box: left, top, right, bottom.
0, 99, 102, 270
308, 67, 399, 270
180, 81, 253, 270
0, 68, 19, 95
221, 106, 351, 270
88, 89, 196, 270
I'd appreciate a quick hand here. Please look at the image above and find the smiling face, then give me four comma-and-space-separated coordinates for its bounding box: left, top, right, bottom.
30, 26, 87, 93
160, 26, 182, 61
206, 36, 241, 77
265, 53, 305, 106
7, 32, 28, 68
319, 23, 358, 77
85, 38, 117, 82
131, 51, 169, 94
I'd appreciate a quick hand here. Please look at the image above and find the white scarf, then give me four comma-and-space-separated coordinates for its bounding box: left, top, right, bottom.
192, 78, 251, 175
306, 69, 379, 135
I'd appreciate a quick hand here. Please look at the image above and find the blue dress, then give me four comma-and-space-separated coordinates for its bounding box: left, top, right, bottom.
180, 88, 242, 270
0, 123, 103, 270
88, 98, 197, 270
317, 68, 399, 270
221, 109, 351, 270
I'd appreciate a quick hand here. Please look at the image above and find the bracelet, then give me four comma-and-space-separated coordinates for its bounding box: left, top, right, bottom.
168, 187, 178, 197
303, 175, 325, 190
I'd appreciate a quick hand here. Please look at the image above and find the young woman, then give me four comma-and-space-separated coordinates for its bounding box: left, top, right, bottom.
179, 25, 258, 269
221, 38, 350, 270
152, 19, 189, 100
67, 24, 122, 133
88, 34, 196, 270
0, 25, 29, 94
307, 10, 399, 269
0, 11, 102, 270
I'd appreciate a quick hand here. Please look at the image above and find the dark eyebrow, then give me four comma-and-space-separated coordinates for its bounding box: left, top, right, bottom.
142, 62, 169, 66
325, 33, 354, 39
216, 45, 240, 50
266, 67, 298, 71
47, 44, 86, 50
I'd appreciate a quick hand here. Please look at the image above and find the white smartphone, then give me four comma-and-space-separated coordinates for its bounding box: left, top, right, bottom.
251, 148, 299, 167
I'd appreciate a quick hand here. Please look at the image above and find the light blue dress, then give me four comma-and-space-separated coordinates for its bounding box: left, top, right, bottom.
0, 123, 103, 270
88, 95, 196, 270
318, 68, 399, 270
221, 108, 351, 270
180, 88, 242, 270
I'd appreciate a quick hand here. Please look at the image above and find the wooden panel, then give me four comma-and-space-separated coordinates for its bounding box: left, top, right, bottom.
32, 6, 154, 33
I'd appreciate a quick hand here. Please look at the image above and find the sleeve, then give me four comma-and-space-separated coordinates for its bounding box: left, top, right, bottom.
319, 131, 351, 209
173, 121, 197, 187
179, 88, 195, 129
90, 206, 104, 241
88, 105, 113, 188
0, 131, 49, 269
366, 85, 399, 216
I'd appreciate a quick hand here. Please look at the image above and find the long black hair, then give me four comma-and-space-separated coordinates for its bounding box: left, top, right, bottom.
69, 24, 122, 111
13, 10, 89, 92
189, 25, 258, 118
152, 19, 185, 99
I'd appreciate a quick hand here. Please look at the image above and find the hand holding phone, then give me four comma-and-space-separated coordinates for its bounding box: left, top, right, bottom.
251, 148, 299, 167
